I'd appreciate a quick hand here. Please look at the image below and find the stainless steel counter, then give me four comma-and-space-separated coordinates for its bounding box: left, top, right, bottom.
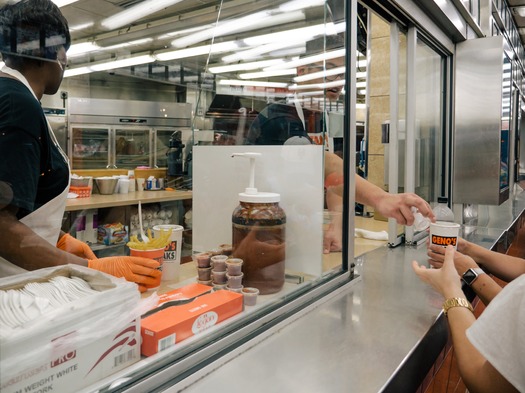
146, 190, 525, 392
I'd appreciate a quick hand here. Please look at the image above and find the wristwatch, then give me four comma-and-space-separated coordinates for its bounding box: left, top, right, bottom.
443, 297, 474, 317
461, 267, 485, 286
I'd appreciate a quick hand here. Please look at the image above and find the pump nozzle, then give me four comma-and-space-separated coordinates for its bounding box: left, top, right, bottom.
232, 152, 261, 195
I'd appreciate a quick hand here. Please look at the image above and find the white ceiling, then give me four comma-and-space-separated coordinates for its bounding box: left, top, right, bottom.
61, 0, 324, 70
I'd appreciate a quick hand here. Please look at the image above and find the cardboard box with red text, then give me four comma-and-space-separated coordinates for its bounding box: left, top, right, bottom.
157, 282, 212, 305
0, 265, 142, 393
141, 290, 243, 356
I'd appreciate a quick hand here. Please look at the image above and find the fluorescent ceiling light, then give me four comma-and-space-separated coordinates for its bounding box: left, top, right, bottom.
52, 0, 80, 6
156, 41, 239, 61
67, 42, 100, 57
209, 59, 285, 73
64, 66, 92, 78
222, 41, 305, 63
288, 79, 345, 90
265, 49, 346, 71
294, 66, 345, 82
69, 22, 94, 32
269, 46, 306, 58
171, 11, 304, 48
157, 25, 212, 40
279, 0, 324, 12
90, 55, 155, 71
244, 22, 341, 46
239, 69, 296, 79
67, 38, 153, 58
358, 89, 366, 95
219, 79, 288, 88
65, 54, 155, 77
105, 38, 154, 50
101, 0, 185, 30
172, 11, 268, 47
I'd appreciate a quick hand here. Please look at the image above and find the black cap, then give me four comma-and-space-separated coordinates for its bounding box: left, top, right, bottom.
437, 196, 448, 204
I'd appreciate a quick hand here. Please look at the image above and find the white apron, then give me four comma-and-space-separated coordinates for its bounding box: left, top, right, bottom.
0, 66, 70, 277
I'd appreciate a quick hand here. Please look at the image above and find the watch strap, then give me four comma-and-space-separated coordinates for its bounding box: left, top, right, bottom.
443, 297, 474, 317
461, 267, 485, 286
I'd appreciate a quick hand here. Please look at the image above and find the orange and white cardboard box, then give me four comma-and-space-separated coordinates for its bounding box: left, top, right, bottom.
0, 265, 144, 393
141, 290, 243, 356
157, 282, 212, 305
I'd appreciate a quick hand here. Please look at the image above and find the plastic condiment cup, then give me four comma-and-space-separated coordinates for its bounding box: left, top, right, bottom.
209, 248, 223, 256
242, 287, 260, 306
213, 283, 228, 291
197, 267, 213, 281
429, 221, 460, 249
210, 255, 228, 272
194, 252, 211, 268
411, 207, 430, 231
197, 279, 212, 286
211, 270, 227, 285
129, 247, 164, 289
226, 258, 243, 276
118, 178, 130, 194
226, 273, 243, 288
136, 178, 146, 191
219, 244, 233, 256
227, 285, 243, 293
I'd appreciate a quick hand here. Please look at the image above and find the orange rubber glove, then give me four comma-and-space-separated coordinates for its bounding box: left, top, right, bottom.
87, 257, 162, 292
57, 233, 97, 259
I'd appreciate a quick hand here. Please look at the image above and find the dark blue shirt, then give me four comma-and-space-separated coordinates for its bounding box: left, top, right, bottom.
0, 77, 68, 218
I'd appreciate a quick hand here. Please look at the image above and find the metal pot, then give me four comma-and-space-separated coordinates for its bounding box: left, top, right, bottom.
94, 177, 118, 195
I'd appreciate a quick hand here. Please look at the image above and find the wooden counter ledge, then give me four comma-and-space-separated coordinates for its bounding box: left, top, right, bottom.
65, 190, 192, 211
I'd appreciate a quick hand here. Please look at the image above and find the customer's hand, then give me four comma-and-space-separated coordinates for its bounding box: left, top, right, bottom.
413, 245, 464, 298
57, 233, 97, 259
88, 257, 161, 292
427, 239, 479, 275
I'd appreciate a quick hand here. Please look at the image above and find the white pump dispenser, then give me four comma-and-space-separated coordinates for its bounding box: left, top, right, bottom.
231, 152, 280, 203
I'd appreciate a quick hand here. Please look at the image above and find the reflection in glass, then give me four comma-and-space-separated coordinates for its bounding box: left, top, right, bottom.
415, 38, 445, 202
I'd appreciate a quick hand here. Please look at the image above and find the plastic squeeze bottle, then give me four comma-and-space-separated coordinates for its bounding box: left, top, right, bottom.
433, 196, 455, 222
231, 152, 286, 295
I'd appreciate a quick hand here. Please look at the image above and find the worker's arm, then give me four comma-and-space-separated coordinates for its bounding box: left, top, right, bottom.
0, 205, 87, 270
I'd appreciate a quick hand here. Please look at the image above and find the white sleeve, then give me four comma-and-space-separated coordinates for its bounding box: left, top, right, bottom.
466, 275, 525, 392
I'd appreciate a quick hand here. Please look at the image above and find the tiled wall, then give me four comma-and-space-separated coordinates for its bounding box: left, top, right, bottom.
368, 14, 406, 223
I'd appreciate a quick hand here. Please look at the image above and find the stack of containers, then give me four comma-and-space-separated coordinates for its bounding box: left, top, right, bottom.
210, 255, 228, 290
226, 258, 244, 293
196, 252, 212, 285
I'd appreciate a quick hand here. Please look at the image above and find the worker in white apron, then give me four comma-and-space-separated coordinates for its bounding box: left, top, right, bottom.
0, 0, 160, 292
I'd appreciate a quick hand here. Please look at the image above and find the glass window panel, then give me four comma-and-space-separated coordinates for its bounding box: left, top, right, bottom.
115, 127, 151, 168
415, 38, 446, 202
70, 126, 111, 169
191, 0, 350, 308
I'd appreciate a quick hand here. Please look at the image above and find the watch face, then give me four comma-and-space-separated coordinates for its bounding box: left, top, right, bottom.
462, 269, 477, 285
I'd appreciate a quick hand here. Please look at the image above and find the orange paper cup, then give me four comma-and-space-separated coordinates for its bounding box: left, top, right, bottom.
129, 247, 164, 289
